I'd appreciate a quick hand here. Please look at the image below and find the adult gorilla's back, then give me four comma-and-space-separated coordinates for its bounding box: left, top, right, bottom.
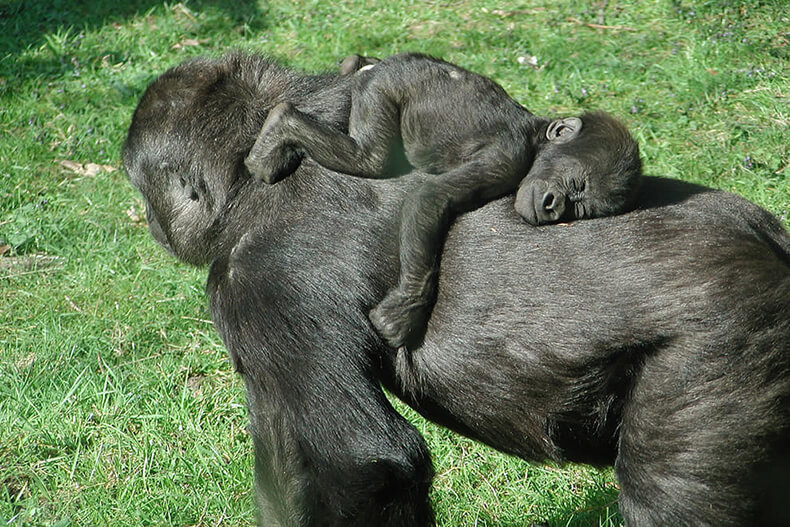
213, 173, 790, 527
410, 177, 790, 525
124, 53, 790, 526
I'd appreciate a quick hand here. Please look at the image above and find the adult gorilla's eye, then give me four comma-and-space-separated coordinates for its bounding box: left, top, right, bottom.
178, 175, 199, 201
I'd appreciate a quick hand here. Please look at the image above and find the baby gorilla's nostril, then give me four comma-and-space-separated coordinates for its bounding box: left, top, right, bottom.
537, 190, 566, 223
542, 192, 557, 211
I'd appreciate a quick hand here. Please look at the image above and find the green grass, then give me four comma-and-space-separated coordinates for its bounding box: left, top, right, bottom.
1, 0, 788, 525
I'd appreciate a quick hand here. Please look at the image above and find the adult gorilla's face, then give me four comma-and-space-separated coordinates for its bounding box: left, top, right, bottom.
123, 139, 221, 266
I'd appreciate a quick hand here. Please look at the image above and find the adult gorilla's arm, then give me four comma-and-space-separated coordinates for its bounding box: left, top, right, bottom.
206, 202, 434, 526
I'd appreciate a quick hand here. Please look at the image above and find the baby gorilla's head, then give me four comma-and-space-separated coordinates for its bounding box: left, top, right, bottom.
515, 111, 642, 225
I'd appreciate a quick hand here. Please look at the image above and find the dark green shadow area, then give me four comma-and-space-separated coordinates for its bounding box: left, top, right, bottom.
0, 0, 264, 82
0, 0, 264, 55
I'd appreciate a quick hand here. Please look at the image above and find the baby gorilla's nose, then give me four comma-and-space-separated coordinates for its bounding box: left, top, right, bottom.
514, 180, 567, 225
513, 180, 540, 225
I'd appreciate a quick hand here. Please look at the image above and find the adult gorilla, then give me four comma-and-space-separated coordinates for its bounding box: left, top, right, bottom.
123, 52, 790, 526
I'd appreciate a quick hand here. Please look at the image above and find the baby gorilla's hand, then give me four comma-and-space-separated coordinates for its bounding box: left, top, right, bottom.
245, 102, 304, 184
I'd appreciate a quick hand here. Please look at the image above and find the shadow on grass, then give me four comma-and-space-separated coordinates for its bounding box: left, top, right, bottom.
463, 482, 622, 527
0, 0, 264, 74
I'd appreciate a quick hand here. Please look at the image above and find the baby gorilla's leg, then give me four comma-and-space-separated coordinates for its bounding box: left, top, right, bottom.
245, 69, 403, 184
370, 158, 521, 349
369, 268, 439, 350
245, 102, 305, 184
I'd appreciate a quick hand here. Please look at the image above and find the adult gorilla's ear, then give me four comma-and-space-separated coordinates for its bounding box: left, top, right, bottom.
546, 117, 583, 144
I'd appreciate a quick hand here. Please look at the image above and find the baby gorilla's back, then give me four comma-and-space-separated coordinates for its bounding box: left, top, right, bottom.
361, 53, 538, 175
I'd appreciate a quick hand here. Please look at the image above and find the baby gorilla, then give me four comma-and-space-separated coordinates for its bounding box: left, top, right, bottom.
245, 53, 642, 349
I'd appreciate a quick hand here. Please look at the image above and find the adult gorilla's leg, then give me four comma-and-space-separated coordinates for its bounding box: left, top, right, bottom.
243, 372, 435, 526
616, 337, 789, 527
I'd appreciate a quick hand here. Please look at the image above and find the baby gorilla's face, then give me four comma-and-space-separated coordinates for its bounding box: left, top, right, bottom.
515, 153, 590, 224
514, 112, 642, 225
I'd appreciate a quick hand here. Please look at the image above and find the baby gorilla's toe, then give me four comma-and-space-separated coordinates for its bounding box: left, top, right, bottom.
369, 291, 430, 349
245, 102, 303, 184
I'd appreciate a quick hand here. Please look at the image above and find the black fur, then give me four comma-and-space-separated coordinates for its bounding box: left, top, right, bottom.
123, 52, 790, 527
244, 52, 643, 349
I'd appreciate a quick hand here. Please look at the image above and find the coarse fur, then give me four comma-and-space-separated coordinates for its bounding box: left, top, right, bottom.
123, 51, 790, 527
244, 52, 642, 350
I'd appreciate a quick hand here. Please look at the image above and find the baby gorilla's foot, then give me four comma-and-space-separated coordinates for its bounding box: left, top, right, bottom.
369, 288, 431, 349
245, 102, 303, 184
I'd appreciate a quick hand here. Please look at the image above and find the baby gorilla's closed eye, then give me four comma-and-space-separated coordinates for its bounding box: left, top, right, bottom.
568, 180, 587, 203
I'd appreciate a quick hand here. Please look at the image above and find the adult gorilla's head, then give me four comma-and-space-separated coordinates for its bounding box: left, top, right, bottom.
123, 55, 265, 265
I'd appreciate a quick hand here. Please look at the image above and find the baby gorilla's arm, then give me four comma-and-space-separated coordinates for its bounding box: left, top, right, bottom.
371, 152, 523, 349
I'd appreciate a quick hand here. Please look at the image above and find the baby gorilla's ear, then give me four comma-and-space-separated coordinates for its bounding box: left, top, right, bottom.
546, 117, 583, 144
